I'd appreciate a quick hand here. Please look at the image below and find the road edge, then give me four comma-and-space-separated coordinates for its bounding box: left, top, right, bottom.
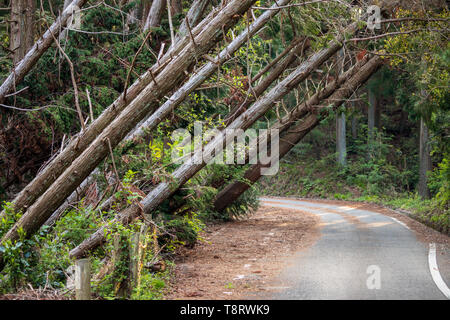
428, 243, 450, 299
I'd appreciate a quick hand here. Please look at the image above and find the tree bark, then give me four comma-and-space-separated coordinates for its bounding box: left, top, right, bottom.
0, 0, 234, 220
351, 110, 358, 139
143, 0, 167, 31
0, 0, 258, 268
336, 112, 347, 166
139, 0, 153, 30
88, 35, 305, 230
368, 87, 378, 141
418, 117, 432, 199
59, 0, 73, 41
0, 0, 88, 104
10, 0, 35, 65
214, 56, 383, 211
336, 49, 346, 166
175, 0, 210, 43
170, 0, 183, 15
69, 21, 362, 259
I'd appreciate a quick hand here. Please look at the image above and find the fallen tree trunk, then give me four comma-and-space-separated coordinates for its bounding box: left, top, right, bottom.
214, 56, 383, 211
126, 35, 307, 142
251, 36, 306, 84
270, 55, 371, 135
10, 0, 36, 65
223, 37, 309, 126
0, 0, 88, 104
220, 53, 371, 174
126, 0, 295, 141
89, 36, 307, 228
44, 0, 214, 225
175, 0, 210, 43
0, 1, 243, 220
44, 0, 295, 228
43, 168, 100, 227
42, 0, 213, 224
73, 34, 305, 229
0, 0, 258, 268
69, 22, 362, 259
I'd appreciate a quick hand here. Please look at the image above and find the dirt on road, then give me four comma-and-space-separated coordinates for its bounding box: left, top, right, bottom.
166, 205, 321, 300
166, 198, 450, 300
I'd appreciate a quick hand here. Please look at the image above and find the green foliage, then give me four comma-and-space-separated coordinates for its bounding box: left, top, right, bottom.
224, 184, 260, 220
261, 125, 412, 199
0, 202, 22, 238
131, 266, 171, 300
8, 0, 449, 300
428, 155, 450, 207
0, 202, 105, 294
382, 8, 449, 160
162, 213, 205, 247
382, 9, 449, 120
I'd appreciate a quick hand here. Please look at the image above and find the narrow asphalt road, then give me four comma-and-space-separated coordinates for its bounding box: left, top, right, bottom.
258, 197, 450, 300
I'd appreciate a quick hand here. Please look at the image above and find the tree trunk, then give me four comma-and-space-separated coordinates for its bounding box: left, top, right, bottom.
0, 0, 234, 220
214, 56, 383, 212
335, 49, 346, 166
418, 118, 432, 199
0, 0, 258, 267
213, 56, 375, 211
0, 0, 88, 104
139, 0, 153, 30
69, 21, 363, 260
175, 0, 210, 43
85, 35, 305, 232
143, 0, 167, 31
44, 168, 100, 227
352, 113, 358, 139
9, 0, 23, 65
128, 35, 306, 142
10, 0, 35, 65
368, 87, 378, 142
336, 112, 347, 166
59, 0, 73, 41
170, 0, 183, 15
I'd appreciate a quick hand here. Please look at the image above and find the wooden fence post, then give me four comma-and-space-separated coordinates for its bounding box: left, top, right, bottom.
129, 232, 140, 291
129, 224, 149, 296
112, 234, 130, 299
75, 258, 91, 300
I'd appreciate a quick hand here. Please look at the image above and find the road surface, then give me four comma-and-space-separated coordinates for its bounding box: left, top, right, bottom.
258, 197, 450, 300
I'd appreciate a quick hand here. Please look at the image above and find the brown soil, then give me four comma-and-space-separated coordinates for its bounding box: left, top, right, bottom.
166, 206, 321, 300
166, 197, 450, 300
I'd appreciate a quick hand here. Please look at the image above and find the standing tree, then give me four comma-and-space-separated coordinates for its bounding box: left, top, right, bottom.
336, 49, 347, 166
419, 117, 432, 199
10, 0, 35, 65
143, 0, 167, 32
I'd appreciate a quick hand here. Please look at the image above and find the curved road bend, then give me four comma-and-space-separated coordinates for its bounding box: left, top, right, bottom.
257, 197, 450, 300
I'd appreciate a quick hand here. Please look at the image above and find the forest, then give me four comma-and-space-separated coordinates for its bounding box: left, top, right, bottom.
0, 0, 448, 300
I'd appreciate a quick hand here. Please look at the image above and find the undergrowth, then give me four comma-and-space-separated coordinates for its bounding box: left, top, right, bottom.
259, 125, 449, 235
